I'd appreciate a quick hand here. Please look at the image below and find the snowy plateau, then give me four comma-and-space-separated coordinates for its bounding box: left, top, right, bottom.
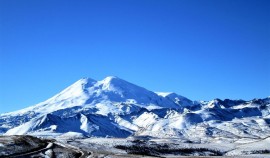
0, 76, 270, 157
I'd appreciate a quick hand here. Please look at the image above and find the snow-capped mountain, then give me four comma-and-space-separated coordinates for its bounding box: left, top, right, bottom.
0, 76, 269, 142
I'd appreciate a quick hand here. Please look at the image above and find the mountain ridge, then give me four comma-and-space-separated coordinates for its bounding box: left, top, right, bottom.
0, 76, 269, 143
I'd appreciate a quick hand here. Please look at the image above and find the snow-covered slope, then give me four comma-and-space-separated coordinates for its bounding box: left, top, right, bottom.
0, 76, 269, 142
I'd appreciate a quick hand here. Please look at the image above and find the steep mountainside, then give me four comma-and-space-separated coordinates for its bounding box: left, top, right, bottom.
0, 76, 269, 143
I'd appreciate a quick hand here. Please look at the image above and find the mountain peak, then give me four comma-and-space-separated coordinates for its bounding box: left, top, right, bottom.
99, 76, 131, 91
104, 76, 120, 80
76, 77, 96, 85
63, 77, 97, 92
102, 76, 121, 84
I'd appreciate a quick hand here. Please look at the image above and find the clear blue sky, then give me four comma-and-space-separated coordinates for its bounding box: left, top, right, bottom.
0, 0, 269, 114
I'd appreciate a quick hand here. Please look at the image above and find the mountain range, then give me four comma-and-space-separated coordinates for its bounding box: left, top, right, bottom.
0, 76, 269, 143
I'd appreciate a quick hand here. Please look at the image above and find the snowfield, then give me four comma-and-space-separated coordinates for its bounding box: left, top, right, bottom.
54, 136, 270, 157
0, 76, 269, 157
